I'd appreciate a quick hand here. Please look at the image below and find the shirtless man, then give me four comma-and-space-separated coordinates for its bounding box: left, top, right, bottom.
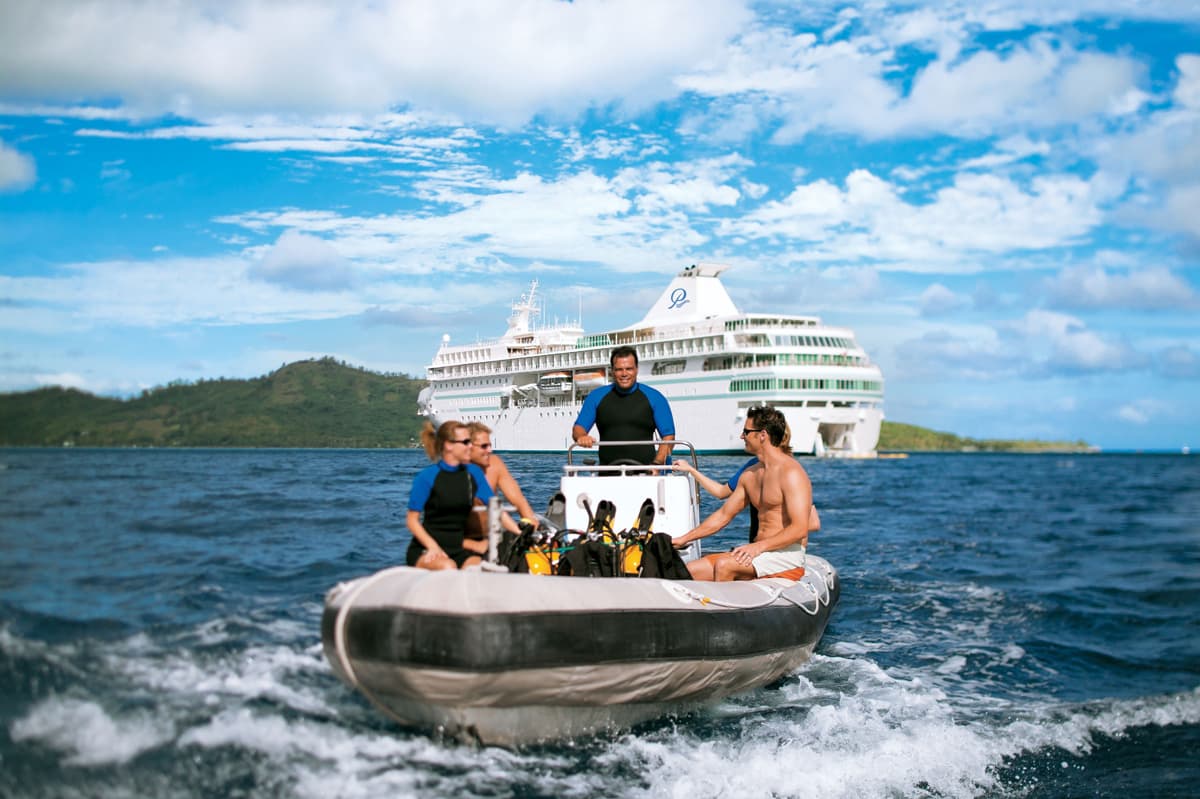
467, 422, 537, 521
671, 420, 821, 537
672, 406, 812, 581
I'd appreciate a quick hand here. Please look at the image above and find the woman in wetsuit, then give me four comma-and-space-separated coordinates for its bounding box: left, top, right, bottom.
406, 420, 496, 570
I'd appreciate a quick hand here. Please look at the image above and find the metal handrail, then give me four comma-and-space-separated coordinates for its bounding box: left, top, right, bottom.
565, 438, 697, 467
565, 439, 702, 507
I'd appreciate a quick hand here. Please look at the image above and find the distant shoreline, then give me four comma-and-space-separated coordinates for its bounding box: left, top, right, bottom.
0, 358, 1105, 452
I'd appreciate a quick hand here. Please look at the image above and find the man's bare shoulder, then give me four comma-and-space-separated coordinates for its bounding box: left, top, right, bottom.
779, 458, 812, 490
481, 453, 508, 480
735, 462, 764, 486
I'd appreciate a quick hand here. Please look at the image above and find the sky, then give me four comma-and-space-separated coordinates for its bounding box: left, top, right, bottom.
1, 1, 1198, 451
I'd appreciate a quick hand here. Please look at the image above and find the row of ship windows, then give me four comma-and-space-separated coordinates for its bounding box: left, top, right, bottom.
441, 337, 727, 374
435, 350, 870, 385
437, 346, 866, 378
733, 334, 855, 349
730, 378, 883, 393
725, 317, 820, 331
700, 353, 866, 371
435, 377, 883, 395
442, 330, 855, 368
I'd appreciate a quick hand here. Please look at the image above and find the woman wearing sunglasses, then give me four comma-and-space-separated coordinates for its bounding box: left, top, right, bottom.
405, 420, 501, 570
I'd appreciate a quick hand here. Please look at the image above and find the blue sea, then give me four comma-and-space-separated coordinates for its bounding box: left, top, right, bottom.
1, 448, 1197, 798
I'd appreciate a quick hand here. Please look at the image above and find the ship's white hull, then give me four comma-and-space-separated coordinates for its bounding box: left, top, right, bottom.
425, 391, 883, 455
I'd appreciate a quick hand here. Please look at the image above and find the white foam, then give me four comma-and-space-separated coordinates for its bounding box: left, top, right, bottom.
176, 707, 611, 799
0, 624, 81, 669
10, 696, 175, 766
936, 655, 967, 675
591, 659, 1200, 799
995, 686, 1200, 757
113, 640, 332, 715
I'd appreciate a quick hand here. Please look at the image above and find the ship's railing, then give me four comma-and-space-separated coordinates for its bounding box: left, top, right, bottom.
564, 439, 698, 474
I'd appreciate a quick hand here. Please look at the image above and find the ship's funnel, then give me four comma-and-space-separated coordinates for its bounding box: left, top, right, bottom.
629, 263, 740, 328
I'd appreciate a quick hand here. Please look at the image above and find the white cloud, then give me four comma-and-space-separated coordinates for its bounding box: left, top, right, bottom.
893, 327, 1021, 380
1046, 265, 1199, 310
1087, 54, 1200, 239
0, 139, 35, 191
0, 0, 749, 126
1007, 309, 1146, 374
1160, 182, 1200, 239
1117, 398, 1171, 425
558, 128, 670, 163
896, 306, 1156, 383
1174, 54, 1200, 109
724, 168, 1103, 269
250, 230, 355, 291
958, 135, 1051, 171
34, 371, 89, 390
0, 256, 369, 333
74, 113, 479, 162
678, 16, 1149, 143
919, 283, 970, 316
615, 155, 748, 213
1159, 345, 1199, 379
1118, 403, 1150, 424
217, 164, 739, 273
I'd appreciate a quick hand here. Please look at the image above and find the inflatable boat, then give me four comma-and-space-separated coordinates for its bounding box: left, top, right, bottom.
321, 443, 840, 746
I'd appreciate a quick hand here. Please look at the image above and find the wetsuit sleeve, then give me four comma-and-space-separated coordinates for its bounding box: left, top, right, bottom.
727, 457, 758, 491
573, 385, 608, 432
466, 464, 495, 502
407, 465, 436, 511
645, 385, 675, 436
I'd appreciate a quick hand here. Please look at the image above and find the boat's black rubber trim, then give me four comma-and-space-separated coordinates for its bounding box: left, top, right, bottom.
323, 588, 839, 671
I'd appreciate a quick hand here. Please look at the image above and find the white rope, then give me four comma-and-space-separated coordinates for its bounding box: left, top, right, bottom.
660, 580, 786, 609
777, 561, 833, 615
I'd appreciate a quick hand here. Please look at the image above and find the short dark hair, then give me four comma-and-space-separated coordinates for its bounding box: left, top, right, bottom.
747, 406, 787, 448
610, 345, 639, 367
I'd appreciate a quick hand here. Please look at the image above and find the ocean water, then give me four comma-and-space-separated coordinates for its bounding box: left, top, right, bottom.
1, 448, 1197, 798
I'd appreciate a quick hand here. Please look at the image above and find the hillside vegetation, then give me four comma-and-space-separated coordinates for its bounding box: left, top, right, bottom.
0, 358, 1091, 451
878, 421, 1092, 453
0, 358, 426, 448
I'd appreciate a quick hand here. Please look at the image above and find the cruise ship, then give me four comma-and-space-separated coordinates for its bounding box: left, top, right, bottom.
417, 264, 884, 456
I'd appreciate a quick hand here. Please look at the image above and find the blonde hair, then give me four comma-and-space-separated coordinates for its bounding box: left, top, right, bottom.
420, 420, 466, 461
467, 421, 492, 437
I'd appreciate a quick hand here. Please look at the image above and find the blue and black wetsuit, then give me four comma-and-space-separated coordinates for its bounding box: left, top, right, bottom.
573, 381, 675, 465
406, 460, 494, 566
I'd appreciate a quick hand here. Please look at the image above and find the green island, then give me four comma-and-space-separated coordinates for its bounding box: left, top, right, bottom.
0, 357, 1092, 452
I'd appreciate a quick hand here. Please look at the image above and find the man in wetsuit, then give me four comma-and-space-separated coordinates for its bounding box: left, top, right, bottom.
571, 345, 675, 466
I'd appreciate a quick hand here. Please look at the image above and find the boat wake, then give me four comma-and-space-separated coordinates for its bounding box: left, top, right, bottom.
4, 619, 1198, 798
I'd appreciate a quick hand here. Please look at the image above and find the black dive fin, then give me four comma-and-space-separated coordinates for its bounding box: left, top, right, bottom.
546, 491, 566, 529
631, 498, 655, 533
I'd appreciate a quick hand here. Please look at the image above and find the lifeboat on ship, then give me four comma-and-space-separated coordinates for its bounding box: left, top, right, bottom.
321, 442, 840, 747
572, 369, 606, 391
537, 371, 571, 394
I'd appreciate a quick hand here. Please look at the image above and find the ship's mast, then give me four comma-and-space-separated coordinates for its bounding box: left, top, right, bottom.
504, 279, 540, 337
